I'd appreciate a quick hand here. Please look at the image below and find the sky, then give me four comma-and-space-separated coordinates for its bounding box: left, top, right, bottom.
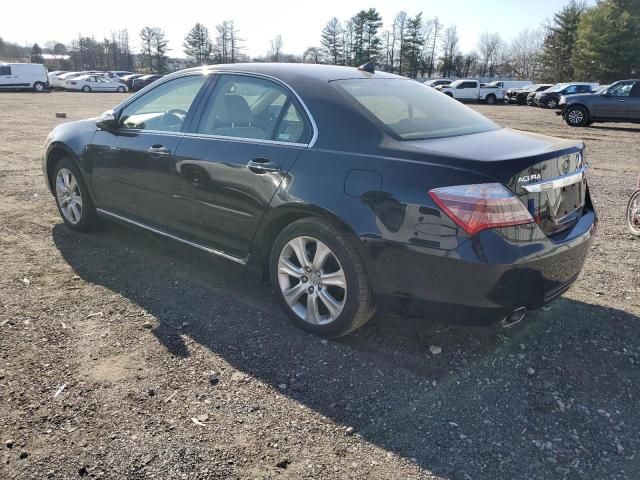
3, 0, 593, 58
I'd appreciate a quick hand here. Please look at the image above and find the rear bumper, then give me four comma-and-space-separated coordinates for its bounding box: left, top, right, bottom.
367, 208, 597, 326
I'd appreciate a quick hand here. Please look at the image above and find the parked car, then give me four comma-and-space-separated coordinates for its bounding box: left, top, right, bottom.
559, 79, 640, 127
508, 84, 553, 105
485, 80, 532, 90
42, 63, 596, 337
51, 71, 105, 89
437, 79, 504, 104
534, 83, 598, 109
424, 78, 452, 88
118, 73, 144, 90
65, 75, 128, 92
106, 71, 134, 79
0, 63, 48, 92
131, 74, 164, 92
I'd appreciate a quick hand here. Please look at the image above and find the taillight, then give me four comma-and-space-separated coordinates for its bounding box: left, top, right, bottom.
429, 183, 534, 235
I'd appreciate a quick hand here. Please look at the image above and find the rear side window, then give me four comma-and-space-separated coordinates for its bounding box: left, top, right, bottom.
0, 66, 11, 75
334, 79, 499, 141
630, 82, 640, 97
194, 74, 311, 144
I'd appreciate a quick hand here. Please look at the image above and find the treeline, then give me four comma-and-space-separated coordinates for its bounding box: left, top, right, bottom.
3, 0, 637, 81
309, 0, 639, 81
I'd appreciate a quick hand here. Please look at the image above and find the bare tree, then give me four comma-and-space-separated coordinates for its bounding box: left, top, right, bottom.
303, 47, 322, 63
267, 35, 283, 62
508, 28, 544, 80
440, 25, 459, 78
477, 32, 503, 77
423, 17, 441, 77
391, 11, 408, 74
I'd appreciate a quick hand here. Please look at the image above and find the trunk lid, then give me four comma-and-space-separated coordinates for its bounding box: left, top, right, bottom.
387, 128, 589, 237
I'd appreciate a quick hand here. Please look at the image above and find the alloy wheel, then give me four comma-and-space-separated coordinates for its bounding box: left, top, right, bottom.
568, 109, 585, 125
55, 168, 83, 224
277, 236, 347, 325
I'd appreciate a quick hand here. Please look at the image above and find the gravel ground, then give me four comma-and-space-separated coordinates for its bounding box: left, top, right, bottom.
0, 92, 639, 480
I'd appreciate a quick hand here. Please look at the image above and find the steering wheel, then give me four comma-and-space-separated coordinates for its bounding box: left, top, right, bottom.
159, 108, 188, 130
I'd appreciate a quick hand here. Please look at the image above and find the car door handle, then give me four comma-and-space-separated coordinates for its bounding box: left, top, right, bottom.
619, 99, 625, 102
247, 158, 281, 174
147, 145, 171, 155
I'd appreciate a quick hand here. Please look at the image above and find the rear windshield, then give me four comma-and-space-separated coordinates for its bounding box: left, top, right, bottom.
333, 79, 499, 141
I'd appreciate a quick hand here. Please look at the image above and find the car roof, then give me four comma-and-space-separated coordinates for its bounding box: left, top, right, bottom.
181, 63, 402, 87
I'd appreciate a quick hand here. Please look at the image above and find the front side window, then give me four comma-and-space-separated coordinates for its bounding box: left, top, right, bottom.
0, 66, 12, 75
608, 81, 635, 97
195, 74, 311, 143
119, 74, 207, 132
335, 79, 499, 140
564, 86, 578, 94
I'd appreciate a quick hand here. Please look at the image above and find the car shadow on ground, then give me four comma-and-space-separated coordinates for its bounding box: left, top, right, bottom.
52, 220, 640, 479
588, 124, 640, 133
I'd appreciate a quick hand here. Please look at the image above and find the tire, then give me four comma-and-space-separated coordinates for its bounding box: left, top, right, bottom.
33, 81, 46, 92
117, 86, 125, 93
546, 98, 558, 109
627, 190, 640, 237
51, 158, 98, 232
270, 218, 375, 337
82, 85, 91, 93
565, 105, 589, 127
485, 94, 496, 105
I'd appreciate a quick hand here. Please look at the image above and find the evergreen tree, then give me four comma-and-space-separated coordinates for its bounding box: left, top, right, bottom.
320, 17, 343, 65
184, 23, 212, 65
30, 43, 44, 63
350, 8, 383, 66
573, 0, 640, 81
539, 0, 588, 82
153, 28, 170, 73
400, 13, 424, 78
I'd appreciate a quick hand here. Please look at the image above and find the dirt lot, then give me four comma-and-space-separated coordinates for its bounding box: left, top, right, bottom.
0, 91, 639, 480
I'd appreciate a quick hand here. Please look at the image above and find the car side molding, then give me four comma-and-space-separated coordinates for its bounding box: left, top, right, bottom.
96, 208, 248, 265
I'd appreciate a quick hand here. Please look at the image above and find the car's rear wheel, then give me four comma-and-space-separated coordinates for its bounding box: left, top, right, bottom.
33, 81, 46, 92
82, 85, 91, 93
565, 105, 589, 127
627, 190, 640, 237
52, 158, 98, 232
270, 218, 375, 337
117, 86, 125, 93
485, 94, 496, 105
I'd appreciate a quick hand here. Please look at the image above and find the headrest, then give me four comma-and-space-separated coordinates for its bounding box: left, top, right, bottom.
218, 95, 253, 125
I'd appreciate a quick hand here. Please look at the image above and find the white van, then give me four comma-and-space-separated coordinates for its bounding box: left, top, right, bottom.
0, 63, 49, 92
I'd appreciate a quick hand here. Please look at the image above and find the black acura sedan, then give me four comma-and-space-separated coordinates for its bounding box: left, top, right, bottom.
43, 64, 597, 337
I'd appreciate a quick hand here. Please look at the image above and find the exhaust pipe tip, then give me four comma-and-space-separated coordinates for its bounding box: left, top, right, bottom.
501, 307, 527, 328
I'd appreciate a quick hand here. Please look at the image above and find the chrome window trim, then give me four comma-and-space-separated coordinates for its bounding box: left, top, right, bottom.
96, 208, 248, 265
522, 166, 587, 193
182, 132, 307, 148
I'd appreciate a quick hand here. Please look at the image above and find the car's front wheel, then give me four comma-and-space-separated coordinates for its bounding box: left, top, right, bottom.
565, 105, 589, 127
546, 98, 558, 109
52, 158, 98, 232
82, 85, 91, 93
117, 86, 125, 93
485, 94, 496, 105
270, 218, 375, 337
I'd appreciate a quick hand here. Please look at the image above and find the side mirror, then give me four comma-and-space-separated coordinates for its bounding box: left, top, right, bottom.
96, 110, 117, 130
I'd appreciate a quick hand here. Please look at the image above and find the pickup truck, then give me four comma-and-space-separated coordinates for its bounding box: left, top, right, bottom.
436, 79, 504, 104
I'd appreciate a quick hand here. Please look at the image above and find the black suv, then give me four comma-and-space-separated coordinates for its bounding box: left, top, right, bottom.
534, 83, 596, 109
560, 80, 640, 127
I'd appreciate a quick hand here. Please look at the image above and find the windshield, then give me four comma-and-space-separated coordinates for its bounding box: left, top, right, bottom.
334, 79, 500, 141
